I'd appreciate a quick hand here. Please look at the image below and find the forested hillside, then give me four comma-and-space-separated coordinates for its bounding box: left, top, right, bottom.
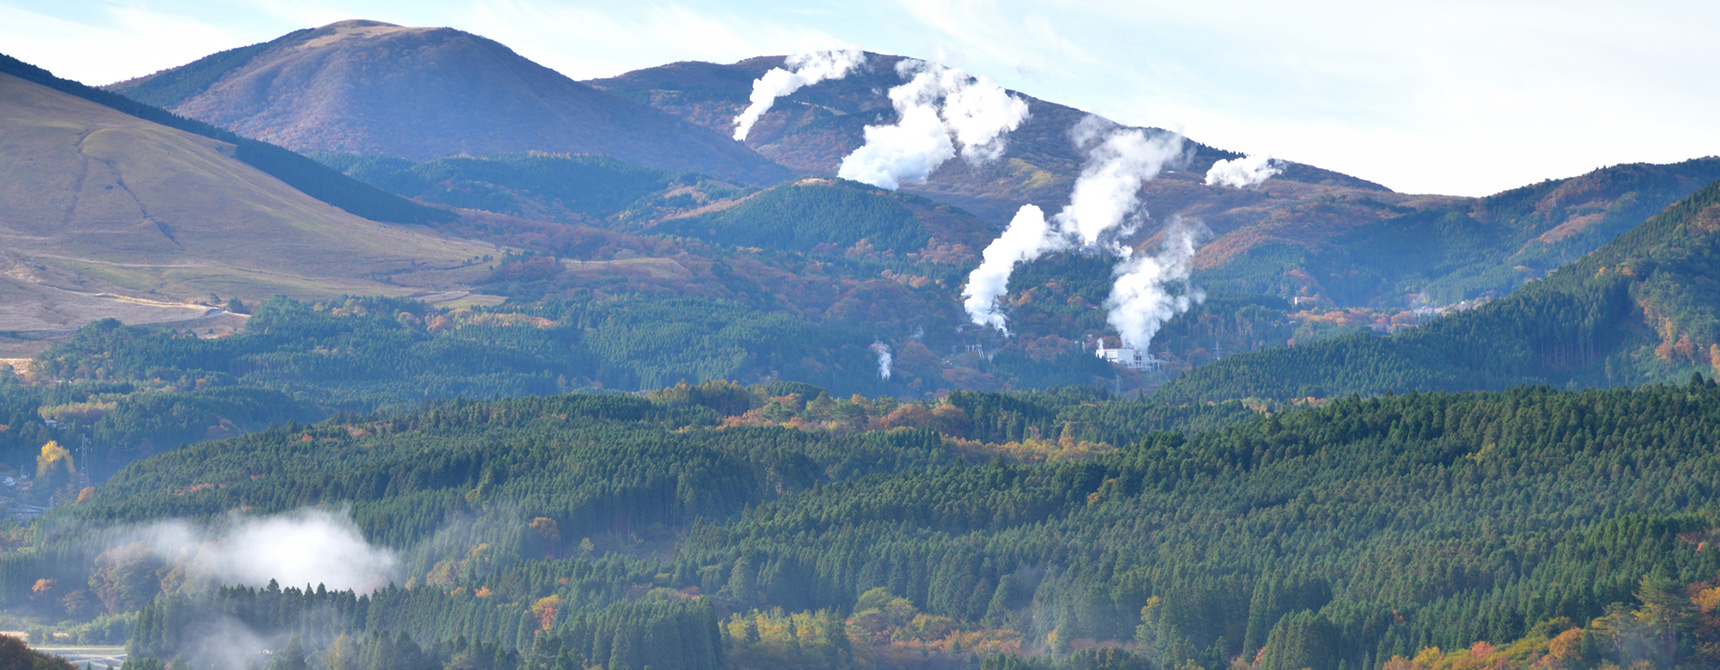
653, 178, 993, 259
1159, 178, 1720, 402
313, 154, 994, 263
29, 296, 886, 406
2, 377, 1718, 669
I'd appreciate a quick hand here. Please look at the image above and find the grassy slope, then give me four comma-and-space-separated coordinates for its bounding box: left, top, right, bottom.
0, 73, 491, 328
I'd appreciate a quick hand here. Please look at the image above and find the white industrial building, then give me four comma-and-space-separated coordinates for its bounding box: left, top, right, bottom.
1093, 342, 1161, 371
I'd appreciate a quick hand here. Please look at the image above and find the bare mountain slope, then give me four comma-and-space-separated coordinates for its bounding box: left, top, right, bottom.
0, 71, 490, 339
109, 20, 790, 185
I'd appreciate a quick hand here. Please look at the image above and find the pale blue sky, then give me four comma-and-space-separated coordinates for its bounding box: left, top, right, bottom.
5, 0, 1717, 197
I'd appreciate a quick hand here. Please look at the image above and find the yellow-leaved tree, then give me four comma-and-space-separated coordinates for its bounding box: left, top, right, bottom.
36, 440, 75, 494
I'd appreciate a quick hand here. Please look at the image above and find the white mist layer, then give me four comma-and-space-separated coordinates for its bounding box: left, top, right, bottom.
132, 508, 397, 592
1105, 221, 1206, 354
732, 49, 866, 141
838, 60, 1029, 189
1205, 153, 1282, 188
963, 118, 1190, 334
869, 341, 893, 379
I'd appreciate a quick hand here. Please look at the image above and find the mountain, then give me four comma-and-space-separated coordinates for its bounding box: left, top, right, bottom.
1201, 157, 1720, 307
590, 55, 1720, 313
0, 63, 492, 345
1156, 177, 1720, 402
108, 20, 791, 185
587, 54, 1405, 222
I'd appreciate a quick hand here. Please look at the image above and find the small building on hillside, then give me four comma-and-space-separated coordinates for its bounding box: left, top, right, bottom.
1094, 342, 1161, 371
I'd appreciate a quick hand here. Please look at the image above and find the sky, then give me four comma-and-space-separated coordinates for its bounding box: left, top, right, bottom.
4, 0, 1717, 197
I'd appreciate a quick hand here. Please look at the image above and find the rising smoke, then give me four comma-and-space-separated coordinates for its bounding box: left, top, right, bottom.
869, 341, 894, 379
1106, 220, 1207, 352
732, 49, 867, 141
963, 118, 1194, 345
837, 60, 1029, 189
1204, 153, 1282, 188
122, 508, 398, 592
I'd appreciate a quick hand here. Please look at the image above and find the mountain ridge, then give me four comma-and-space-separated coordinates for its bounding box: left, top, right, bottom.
107, 20, 792, 186
1156, 176, 1720, 402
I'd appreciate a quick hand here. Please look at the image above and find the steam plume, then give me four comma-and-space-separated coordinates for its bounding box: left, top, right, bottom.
1105, 220, 1206, 354
1061, 121, 1186, 248
962, 119, 1188, 333
869, 341, 894, 379
1204, 154, 1282, 188
124, 508, 398, 592
733, 49, 866, 141
961, 205, 1066, 333
838, 60, 1029, 189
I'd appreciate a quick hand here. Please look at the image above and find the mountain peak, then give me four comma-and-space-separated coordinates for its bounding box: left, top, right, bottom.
312, 19, 405, 32
108, 23, 791, 184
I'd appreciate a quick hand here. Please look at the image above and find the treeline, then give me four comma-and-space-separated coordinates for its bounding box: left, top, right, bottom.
30, 295, 897, 407
29, 293, 1140, 410
656, 180, 934, 256
0, 51, 449, 224
128, 582, 720, 670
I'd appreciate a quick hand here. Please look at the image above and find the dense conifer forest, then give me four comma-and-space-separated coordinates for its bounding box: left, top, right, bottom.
2, 370, 1719, 670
